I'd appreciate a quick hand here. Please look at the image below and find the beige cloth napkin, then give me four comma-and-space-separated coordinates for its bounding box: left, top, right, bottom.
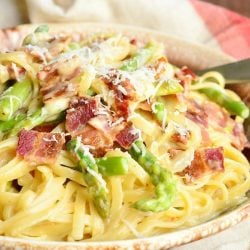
25, 0, 220, 49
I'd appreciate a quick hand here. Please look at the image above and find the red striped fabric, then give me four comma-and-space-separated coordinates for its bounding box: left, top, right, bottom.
190, 0, 250, 59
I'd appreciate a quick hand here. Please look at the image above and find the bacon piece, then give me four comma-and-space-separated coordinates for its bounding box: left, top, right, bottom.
41, 81, 77, 101
180, 66, 196, 79
115, 100, 130, 118
33, 123, 58, 133
130, 38, 137, 45
168, 148, 184, 159
80, 114, 126, 157
186, 98, 228, 129
80, 124, 114, 157
65, 97, 97, 136
48, 36, 71, 58
204, 102, 228, 128
171, 130, 191, 145
182, 147, 224, 181
22, 35, 71, 62
0, 63, 26, 82
22, 45, 49, 64
175, 66, 196, 89
232, 122, 248, 150
38, 56, 82, 102
151, 57, 168, 79
186, 98, 249, 149
186, 99, 208, 127
101, 69, 136, 119
200, 127, 211, 147
17, 129, 65, 164
102, 73, 135, 100
8, 63, 25, 81
116, 124, 139, 149
66, 96, 128, 156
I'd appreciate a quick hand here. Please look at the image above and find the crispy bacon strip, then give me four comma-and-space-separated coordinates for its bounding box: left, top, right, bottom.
101, 69, 136, 118
79, 124, 114, 157
17, 129, 65, 164
38, 56, 82, 102
175, 66, 196, 89
65, 97, 97, 136
151, 57, 168, 79
41, 81, 77, 101
168, 148, 184, 159
186, 97, 248, 150
33, 123, 58, 133
116, 123, 139, 149
182, 147, 224, 181
7, 63, 25, 81
232, 122, 248, 151
186, 99, 208, 127
66, 96, 128, 156
171, 130, 191, 146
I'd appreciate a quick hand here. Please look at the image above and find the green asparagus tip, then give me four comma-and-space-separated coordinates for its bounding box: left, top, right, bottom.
96, 156, 128, 176
67, 138, 110, 218
129, 140, 177, 212
34, 25, 49, 33
199, 87, 249, 119
240, 107, 249, 119
68, 42, 81, 50
66, 138, 78, 151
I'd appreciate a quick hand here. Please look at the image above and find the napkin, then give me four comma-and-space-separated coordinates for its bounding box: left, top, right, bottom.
26, 0, 250, 59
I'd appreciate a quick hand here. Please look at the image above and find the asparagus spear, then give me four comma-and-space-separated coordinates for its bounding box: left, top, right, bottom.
199, 87, 249, 119
0, 114, 26, 133
96, 156, 128, 176
68, 42, 81, 51
152, 102, 166, 123
23, 25, 50, 46
9, 108, 46, 136
65, 156, 129, 177
9, 98, 68, 136
120, 43, 158, 71
67, 138, 110, 218
155, 79, 183, 96
34, 25, 49, 33
0, 80, 32, 121
129, 140, 177, 212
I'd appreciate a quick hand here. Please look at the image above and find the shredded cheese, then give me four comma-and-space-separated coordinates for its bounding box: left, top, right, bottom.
43, 134, 58, 143
122, 219, 144, 238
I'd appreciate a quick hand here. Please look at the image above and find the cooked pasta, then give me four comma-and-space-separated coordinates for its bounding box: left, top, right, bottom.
0, 25, 249, 241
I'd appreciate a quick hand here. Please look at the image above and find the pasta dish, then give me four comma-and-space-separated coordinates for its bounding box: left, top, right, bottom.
0, 25, 249, 241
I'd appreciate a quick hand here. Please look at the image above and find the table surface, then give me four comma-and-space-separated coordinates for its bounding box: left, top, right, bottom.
203, 0, 250, 17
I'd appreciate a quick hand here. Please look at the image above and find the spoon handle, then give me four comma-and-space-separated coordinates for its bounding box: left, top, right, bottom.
196, 58, 250, 84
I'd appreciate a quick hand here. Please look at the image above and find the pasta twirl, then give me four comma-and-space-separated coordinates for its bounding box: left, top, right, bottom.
0, 25, 249, 241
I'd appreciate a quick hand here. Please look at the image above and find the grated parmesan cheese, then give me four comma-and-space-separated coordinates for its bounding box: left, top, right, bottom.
117, 85, 128, 96
122, 219, 144, 239
43, 134, 58, 143
110, 117, 124, 127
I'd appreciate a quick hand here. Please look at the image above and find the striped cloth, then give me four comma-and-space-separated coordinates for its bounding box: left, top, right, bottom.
26, 0, 250, 59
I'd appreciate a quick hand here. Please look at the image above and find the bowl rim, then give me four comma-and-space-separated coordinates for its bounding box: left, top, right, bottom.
0, 22, 249, 250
